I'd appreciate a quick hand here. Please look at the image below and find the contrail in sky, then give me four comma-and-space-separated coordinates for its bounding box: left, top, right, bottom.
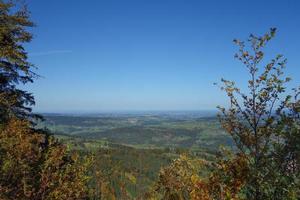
29, 50, 72, 56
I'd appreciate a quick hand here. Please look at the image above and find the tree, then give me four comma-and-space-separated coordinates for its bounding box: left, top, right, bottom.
0, 0, 38, 122
152, 28, 299, 200
0, 119, 92, 200
153, 154, 207, 200
153, 152, 248, 200
0, 2, 95, 199
217, 28, 300, 199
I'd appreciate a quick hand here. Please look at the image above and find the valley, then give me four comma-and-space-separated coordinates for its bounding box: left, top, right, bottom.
36, 112, 233, 198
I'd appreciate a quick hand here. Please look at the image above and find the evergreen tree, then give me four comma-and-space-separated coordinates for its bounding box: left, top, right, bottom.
0, 2, 94, 199
0, 0, 38, 122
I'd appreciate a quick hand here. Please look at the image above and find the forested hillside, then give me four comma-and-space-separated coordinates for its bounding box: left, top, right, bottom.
38, 114, 233, 150
37, 114, 225, 198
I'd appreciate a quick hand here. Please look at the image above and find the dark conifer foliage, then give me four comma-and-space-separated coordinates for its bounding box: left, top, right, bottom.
0, 0, 38, 122
0, 2, 93, 199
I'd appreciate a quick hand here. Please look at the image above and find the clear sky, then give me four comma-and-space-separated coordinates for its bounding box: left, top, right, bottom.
25, 0, 300, 113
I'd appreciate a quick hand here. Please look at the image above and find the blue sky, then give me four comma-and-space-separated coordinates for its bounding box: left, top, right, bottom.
25, 0, 300, 112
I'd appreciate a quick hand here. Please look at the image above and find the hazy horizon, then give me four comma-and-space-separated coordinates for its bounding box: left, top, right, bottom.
36, 109, 218, 115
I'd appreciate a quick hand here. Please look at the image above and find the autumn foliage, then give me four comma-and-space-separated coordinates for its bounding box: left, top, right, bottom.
154, 28, 300, 200
217, 28, 300, 199
0, 0, 299, 199
0, 1, 93, 199
0, 119, 92, 199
